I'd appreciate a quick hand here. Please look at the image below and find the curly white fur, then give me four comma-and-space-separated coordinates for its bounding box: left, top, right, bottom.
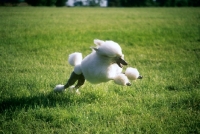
69, 39, 140, 85
54, 39, 142, 92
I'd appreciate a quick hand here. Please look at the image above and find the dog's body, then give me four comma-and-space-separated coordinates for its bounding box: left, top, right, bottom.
54, 39, 142, 92
81, 51, 122, 84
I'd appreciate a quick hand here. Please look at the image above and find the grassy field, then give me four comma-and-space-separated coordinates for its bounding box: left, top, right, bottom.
0, 7, 200, 133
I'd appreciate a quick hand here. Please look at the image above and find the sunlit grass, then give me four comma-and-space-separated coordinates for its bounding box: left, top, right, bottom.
0, 7, 200, 133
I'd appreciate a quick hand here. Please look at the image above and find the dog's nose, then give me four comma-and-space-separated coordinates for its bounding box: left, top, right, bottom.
116, 57, 128, 68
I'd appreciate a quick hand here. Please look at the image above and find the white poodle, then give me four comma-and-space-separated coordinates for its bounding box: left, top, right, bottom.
54, 39, 142, 91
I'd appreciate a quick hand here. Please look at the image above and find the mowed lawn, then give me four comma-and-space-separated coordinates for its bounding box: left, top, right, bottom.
0, 7, 200, 133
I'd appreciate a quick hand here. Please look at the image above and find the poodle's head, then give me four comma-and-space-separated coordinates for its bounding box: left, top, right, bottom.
93, 39, 128, 68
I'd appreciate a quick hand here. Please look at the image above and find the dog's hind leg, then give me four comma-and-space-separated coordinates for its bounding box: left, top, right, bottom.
64, 72, 85, 89
64, 72, 79, 89
54, 71, 84, 92
75, 73, 85, 89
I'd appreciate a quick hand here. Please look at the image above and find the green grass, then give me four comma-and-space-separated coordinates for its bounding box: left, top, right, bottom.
0, 7, 200, 133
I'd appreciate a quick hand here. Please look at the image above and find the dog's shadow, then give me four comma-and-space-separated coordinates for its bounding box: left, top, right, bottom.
0, 91, 98, 113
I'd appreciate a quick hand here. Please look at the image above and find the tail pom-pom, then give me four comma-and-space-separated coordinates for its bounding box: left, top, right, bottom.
68, 52, 82, 66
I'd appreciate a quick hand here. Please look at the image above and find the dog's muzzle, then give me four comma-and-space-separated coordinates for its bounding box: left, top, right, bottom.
116, 57, 128, 68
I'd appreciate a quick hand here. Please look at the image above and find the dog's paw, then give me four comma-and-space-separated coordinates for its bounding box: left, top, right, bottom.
54, 84, 65, 92
125, 67, 140, 80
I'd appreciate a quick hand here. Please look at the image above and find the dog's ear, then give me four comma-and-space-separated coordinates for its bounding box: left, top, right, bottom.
94, 39, 104, 46
90, 46, 98, 52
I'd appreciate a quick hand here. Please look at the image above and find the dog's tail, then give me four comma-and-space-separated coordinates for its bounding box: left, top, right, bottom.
68, 52, 82, 66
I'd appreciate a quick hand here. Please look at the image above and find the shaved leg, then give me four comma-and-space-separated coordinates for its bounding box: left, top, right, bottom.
75, 73, 85, 88
64, 72, 85, 89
